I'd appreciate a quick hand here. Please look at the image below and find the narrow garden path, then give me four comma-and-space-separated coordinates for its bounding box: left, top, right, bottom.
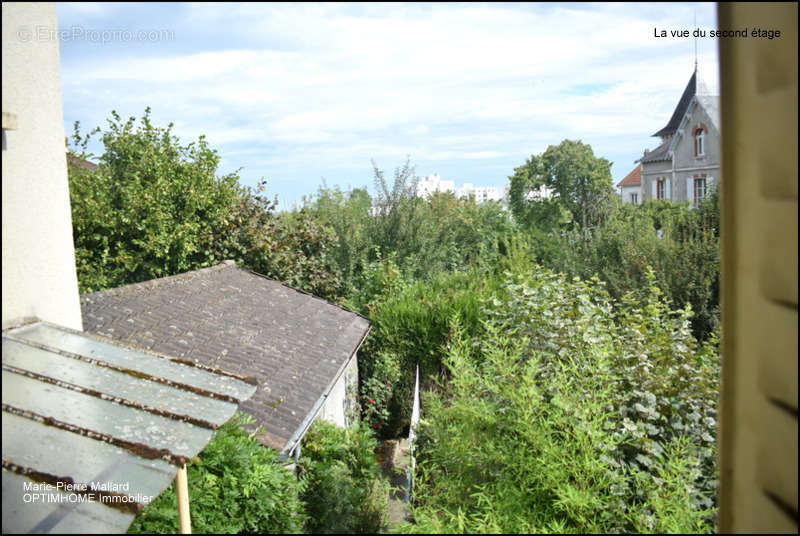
377, 439, 413, 530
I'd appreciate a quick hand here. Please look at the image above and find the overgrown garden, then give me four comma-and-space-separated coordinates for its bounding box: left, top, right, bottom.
71, 111, 720, 533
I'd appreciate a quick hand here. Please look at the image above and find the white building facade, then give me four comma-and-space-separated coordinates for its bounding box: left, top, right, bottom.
416, 174, 501, 204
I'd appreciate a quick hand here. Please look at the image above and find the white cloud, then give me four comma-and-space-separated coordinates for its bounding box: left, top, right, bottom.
58, 2, 719, 203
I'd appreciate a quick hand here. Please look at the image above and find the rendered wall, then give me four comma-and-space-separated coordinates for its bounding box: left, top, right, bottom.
672, 101, 721, 203
319, 354, 359, 428
2, 3, 83, 331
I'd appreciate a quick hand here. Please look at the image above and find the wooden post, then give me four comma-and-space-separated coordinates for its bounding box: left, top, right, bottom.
175, 464, 191, 534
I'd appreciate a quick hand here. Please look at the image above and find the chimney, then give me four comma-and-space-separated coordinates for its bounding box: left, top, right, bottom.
644, 149, 650, 154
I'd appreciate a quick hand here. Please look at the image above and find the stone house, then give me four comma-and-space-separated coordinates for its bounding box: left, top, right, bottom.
638, 69, 720, 206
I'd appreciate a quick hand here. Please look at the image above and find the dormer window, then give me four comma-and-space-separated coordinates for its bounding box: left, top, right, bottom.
694, 126, 707, 157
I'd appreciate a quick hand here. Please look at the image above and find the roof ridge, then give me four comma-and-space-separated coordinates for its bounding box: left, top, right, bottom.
80, 261, 238, 299
80, 261, 369, 322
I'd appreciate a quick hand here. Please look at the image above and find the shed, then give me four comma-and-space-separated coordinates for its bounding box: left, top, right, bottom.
80, 261, 371, 456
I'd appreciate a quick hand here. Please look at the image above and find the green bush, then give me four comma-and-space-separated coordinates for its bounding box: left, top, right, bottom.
69, 109, 343, 299
404, 264, 719, 533
359, 268, 496, 437
535, 195, 720, 341
128, 414, 305, 534
298, 421, 388, 533
303, 159, 517, 295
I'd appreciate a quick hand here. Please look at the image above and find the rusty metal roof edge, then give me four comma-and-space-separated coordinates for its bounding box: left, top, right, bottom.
6, 319, 259, 389
2, 403, 191, 467
280, 320, 372, 456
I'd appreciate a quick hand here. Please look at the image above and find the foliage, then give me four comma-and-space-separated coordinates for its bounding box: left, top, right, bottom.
303, 159, 518, 295
68, 108, 243, 292
303, 185, 374, 293
128, 414, 305, 534
258, 210, 344, 301
68, 109, 343, 299
509, 139, 617, 231
298, 420, 388, 533
537, 194, 720, 340
358, 268, 495, 438
403, 264, 719, 533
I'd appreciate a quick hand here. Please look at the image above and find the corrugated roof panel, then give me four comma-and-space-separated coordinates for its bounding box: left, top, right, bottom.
3, 412, 175, 500
2, 471, 135, 534
3, 338, 238, 426
2, 320, 257, 534
8, 323, 255, 402
3, 372, 213, 458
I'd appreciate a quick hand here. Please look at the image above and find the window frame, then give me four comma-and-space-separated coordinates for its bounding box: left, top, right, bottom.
694, 177, 707, 207
694, 127, 707, 157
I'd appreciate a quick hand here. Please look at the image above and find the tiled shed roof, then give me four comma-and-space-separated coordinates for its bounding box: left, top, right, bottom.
617, 164, 641, 187
81, 261, 370, 453
67, 154, 99, 171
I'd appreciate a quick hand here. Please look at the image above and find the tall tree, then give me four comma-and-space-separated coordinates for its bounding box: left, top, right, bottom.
509, 139, 616, 230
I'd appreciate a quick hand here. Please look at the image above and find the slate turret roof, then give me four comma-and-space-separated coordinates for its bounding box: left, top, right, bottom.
652, 70, 697, 139
80, 261, 370, 452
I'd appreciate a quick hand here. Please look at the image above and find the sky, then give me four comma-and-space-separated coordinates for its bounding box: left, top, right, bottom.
56, 2, 720, 209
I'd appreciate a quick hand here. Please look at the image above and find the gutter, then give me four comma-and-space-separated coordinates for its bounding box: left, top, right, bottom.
279, 322, 372, 461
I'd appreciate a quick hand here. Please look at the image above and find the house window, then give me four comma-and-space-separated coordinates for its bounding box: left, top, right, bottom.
694, 177, 707, 206
695, 127, 706, 156
630, 192, 638, 204
656, 178, 666, 200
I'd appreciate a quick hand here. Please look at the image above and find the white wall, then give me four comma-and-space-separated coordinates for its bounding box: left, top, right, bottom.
620, 185, 642, 204
318, 354, 359, 428
2, 3, 83, 330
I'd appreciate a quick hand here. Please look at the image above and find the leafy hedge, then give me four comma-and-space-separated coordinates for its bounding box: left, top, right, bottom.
68, 109, 343, 300
298, 421, 388, 533
128, 414, 305, 534
404, 265, 719, 533
532, 195, 720, 341
358, 268, 494, 438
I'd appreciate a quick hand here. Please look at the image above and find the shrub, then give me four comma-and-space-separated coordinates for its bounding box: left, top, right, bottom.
404, 264, 719, 533
358, 268, 495, 437
128, 414, 305, 534
298, 421, 388, 533
69, 109, 343, 299
535, 196, 720, 341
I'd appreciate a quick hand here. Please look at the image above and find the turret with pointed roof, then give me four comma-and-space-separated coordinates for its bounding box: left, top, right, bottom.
652, 69, 698, 140
636, 65, 720, 205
